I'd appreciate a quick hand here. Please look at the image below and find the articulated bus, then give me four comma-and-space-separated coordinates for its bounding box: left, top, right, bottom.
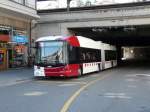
34, 36, 117, 77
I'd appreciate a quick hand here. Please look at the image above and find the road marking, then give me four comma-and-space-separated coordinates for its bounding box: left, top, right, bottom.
126, 74, 150, 77
103, 93, 132, 99
58, 84, 78, 87
0, 79, 31, 87
24, 91, 47, 96
136, 74, 150, 77
35, 81, 87, 85
60, 74, 111, 112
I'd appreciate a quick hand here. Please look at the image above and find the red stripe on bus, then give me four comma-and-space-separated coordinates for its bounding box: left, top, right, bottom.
64, 36, 80, 47
44, 64, 80, 77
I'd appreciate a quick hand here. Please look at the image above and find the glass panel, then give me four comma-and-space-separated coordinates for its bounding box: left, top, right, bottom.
35, 41, 66, 66
25, 0, 36, 8
79, 47, 101, 63
37, 0, 150, 10
105, 50, 117, 61
11, 0, 24, 4
11, 0, 36, 9
68, 46, 78, 64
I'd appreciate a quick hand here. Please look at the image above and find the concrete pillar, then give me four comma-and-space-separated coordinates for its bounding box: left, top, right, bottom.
60, 25, 75, 36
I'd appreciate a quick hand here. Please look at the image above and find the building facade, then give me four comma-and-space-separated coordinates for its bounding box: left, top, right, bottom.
0, 0, 39, 70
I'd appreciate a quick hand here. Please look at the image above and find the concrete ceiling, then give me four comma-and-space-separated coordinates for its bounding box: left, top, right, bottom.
69, 25, 150, 46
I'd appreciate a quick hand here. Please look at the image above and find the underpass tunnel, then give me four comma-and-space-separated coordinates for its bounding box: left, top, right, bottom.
121, 46, 150, 66
68, 25, 150, 66
122, 47, 150, 60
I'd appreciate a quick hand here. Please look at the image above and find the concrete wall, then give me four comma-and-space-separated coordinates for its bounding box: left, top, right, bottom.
0, 0, 38, 19
37, 3, 150, 37
36, 23, 61, 38
0, 16, 29, 29
38, 4, 150, 24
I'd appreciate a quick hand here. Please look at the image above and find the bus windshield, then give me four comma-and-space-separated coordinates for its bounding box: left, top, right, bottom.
35, 41, 67, 66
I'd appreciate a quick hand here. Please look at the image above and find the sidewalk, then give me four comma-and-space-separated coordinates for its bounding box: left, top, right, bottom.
0, 68, 34, 87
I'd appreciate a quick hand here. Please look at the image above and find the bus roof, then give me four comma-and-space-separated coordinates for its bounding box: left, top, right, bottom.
35, 36, 110, 49
35, 36, 66, 42
36, 35, 96, 42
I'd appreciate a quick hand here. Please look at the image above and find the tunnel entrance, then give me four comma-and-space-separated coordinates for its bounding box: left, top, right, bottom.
69, 25, 150, 66
122, 47, 150, 61
121, 46, 150, 66
69, 25, 150, 46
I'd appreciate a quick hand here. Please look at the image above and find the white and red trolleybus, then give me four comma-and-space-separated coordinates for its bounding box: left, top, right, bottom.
34, 35, 117, 77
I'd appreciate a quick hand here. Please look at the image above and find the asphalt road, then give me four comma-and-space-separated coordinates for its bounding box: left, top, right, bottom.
0, 61, 150, 112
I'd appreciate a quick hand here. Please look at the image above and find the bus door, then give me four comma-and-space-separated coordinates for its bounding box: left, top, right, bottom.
0, 49, 7, 70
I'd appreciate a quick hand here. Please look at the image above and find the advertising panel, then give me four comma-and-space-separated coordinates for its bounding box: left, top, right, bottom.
12, 35, 28, 44
12, 29, 28, 44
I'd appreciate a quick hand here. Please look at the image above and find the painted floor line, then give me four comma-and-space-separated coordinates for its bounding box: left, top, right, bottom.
35, 81, 87, 85
0, 79, 31, 87
58, 83, 79, 87
60, 74, 111, 112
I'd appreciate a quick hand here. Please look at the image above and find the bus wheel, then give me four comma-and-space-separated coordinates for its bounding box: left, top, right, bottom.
78, 68, 82, 76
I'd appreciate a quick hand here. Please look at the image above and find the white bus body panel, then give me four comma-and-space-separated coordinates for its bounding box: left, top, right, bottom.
113, 60, 117, 67
34, 66, 45, 76
77, 36, 103, 73
104, 61, 112, 69
104, 60, 117, 69
102, 43, 117, 69
77, 36, 101, 49
82, 62, 101, 74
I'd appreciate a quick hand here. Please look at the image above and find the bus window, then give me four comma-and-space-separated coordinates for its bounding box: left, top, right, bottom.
105, 50, 117, 61
79, 48, 101, 63
91, 52, 96, 61
68, 46, 78, 64
86, 52, 91, 61
80, 53, 86, 61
